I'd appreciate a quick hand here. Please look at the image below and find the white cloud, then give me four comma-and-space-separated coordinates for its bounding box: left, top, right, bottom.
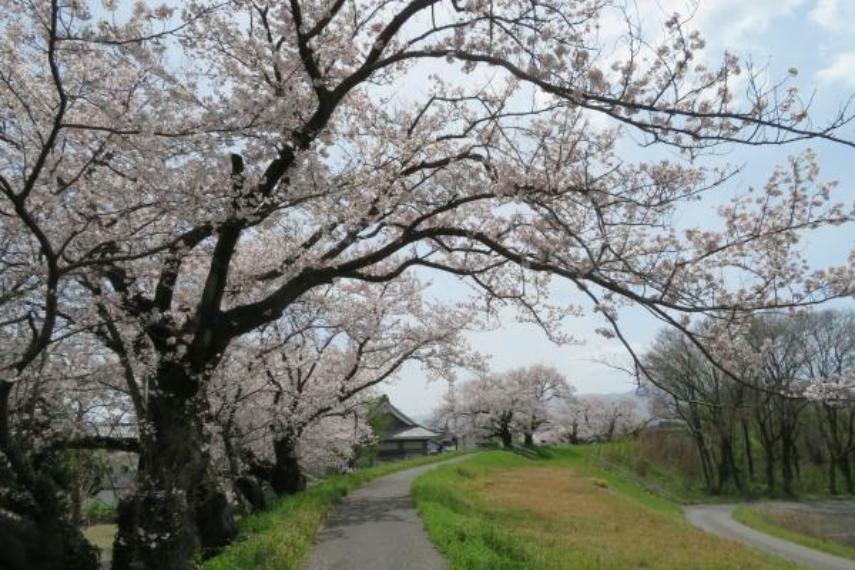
811, 0, 839, 28
638, 0, 805, 51
817, 51, 855, 88
810, 0, 855, 33
697, 0, 805, 49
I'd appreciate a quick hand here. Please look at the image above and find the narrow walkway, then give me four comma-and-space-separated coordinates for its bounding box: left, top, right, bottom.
685, 504, 855, 570
304, 456, 466, 570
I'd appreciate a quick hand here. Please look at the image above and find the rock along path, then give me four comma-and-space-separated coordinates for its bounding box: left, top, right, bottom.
304, 456, 468, 570
685, 504, 855, 570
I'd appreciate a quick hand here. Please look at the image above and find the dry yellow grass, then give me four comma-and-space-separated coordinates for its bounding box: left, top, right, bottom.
424, 456, 796, 569
83, 524, 116, 567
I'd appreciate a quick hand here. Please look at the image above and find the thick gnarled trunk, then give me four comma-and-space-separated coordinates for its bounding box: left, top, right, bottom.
271, 435, 306, 495
112, 363, 236, 570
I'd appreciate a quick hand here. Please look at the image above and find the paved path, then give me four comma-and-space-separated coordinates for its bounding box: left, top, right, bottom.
685, 504, 855, 570
304, 456, 467, 570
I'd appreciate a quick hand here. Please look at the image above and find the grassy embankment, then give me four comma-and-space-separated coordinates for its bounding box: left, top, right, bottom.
591, 432, 852, 502
734, 505, 855, 562
203, 450, 466, 570
413, 447, 798, 569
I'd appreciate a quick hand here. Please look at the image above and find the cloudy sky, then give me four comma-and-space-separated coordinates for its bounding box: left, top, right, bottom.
385, 0, 855, 417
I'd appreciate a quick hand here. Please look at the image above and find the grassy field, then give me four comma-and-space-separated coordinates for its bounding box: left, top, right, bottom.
203, 451, 465, 570
734, 505, 855, 562
413, 448, 798, 569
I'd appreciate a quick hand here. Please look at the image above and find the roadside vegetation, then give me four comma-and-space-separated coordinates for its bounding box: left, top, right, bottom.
733, 505, 855, 562
413, 448, 797, 569
203, 451, 465, 570
592, 430, 855, 503
639, 311, 855, 499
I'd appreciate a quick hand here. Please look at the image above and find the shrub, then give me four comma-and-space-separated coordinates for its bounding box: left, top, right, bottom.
83, 500, 117, 525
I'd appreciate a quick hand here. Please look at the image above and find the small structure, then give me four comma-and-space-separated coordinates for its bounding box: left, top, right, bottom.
371, 396, 442, 461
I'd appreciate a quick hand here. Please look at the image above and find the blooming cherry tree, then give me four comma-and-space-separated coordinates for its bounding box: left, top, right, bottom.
2, 0, 854, 567
439, 364, 569, 446
206, 276, 478, 496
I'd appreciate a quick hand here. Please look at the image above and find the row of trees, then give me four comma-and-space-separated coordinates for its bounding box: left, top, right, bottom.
2, 0, 853, 568
643, 310, 855, 497
3, 274, 478, 569
436, 364, 644, 447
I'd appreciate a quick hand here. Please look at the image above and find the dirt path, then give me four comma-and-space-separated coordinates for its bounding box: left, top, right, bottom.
685, 504, 855, 570
304, 456, 466, 570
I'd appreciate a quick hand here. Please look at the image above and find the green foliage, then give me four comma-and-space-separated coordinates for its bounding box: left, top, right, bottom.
352, 396, 398, 464
82, 500, 117, 525
203, 451, 465, 570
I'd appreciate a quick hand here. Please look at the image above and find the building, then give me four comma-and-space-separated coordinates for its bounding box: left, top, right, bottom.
371, 396, 443, 461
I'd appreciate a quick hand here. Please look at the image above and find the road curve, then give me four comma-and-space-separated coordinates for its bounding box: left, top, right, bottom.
685, 504, 855, 570
304, 456, 467, 570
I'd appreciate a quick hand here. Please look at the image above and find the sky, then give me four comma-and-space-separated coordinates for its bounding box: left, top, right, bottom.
384, 0, 855, 418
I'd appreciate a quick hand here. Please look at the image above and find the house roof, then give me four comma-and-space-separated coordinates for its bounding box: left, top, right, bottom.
374, 396, 441, 441
387, 426, 442, 440
377, 396, 420, 427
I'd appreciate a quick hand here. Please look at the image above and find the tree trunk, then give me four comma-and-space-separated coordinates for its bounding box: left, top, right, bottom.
742, 419, 755, 480
524, 432, 534, 446
715, 438, 732, 494
841, 454, 853, 495
112, 363, 235, 570
723, 437, 745, 495
764, 445, 776, 495
829, 456, 838, 495
687, 424, 714, 493
499, 427, 513, 448
271, 436, 306, 495
0, 380, 99, 570
781, 432, 795, 498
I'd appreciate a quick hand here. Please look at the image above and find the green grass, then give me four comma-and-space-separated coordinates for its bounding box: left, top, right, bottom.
734, 505, 855, 562
204, 451, 466, 570
588, 440, 713, 503
413, 447, 797, 569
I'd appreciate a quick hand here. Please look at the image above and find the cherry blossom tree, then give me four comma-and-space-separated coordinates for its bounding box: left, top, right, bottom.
507, 364, 572, 445
548, 394, 644, 443
205, 276, 477, 498
439, 364, 569, 446
2, 0, 854, 567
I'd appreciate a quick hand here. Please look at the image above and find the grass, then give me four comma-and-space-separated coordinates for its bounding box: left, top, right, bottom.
203, 451, 466, 570
734, 505, 855, 562
83, 523, 117, 565
588, 438, 712, 503
83, 523, 117, 550
412, 447, 798, 569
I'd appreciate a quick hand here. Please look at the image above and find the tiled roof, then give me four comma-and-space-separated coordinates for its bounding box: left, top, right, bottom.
386, 426, 441, 440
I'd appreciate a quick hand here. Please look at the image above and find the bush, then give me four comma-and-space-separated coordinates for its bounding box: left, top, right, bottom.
83, 500, 117, 525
